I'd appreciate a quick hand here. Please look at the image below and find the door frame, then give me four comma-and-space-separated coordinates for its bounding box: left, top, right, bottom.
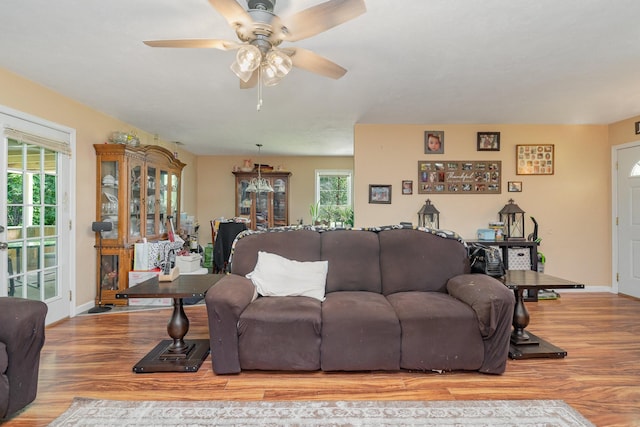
611, 139, 640, 295
0, 104, 76, 324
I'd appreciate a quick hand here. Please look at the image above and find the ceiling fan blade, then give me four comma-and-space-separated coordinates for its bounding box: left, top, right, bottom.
277, 0, 366, 42
143, 39, 240, 51
208, 0, 253, 29
240, 70, 259, 89
283, 47, 347, 80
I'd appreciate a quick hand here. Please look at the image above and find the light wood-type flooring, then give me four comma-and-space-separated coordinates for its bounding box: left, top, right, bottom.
2, 292, 639, 427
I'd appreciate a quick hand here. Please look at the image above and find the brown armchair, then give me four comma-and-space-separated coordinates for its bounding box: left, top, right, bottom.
0, 297, 47, 420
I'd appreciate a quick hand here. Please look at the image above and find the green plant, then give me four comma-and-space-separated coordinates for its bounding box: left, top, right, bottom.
309, 201, 320, 224
317, 205, 353, 227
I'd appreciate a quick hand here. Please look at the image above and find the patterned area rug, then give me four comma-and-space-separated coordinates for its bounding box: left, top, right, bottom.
48, 398, 594, 426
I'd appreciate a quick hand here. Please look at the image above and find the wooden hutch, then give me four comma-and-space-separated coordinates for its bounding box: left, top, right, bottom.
94, 144, 185, 305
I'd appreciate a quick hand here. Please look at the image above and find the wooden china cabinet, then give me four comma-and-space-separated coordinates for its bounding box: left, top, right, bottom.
233, 171, 291, 230
94, 144, 185, 305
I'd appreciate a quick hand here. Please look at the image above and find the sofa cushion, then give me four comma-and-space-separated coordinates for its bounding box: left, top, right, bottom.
387, 291, 484, 371
0, 342, 7, 375
321, 230, 382, 293
321, 291, 400, 371
231, 229, 322, 277
379, 229, 468, 295
246, 251, 328, 301
238, 296, 322, 371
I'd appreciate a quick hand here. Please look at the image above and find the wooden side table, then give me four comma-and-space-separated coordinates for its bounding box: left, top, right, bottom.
116, 274, 224, 372
502, 270, 584, 359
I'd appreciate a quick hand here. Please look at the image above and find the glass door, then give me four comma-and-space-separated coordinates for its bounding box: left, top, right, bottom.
2, 137, 68, 320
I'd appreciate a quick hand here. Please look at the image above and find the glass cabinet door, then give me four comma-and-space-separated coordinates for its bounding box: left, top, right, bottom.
272, 178, 287, 227
255, 192, 269, 231
99, 252, 119, 291
146, 166, 156, 236
158, 170, 168, 236
170, 173, 179, 232
129, 162, 142, 239
237, 178, 251, 218
100, 160, 119, 240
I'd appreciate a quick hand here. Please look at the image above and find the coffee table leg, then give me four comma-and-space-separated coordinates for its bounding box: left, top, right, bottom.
165, 298, 190, 355
511, 287, 539, 345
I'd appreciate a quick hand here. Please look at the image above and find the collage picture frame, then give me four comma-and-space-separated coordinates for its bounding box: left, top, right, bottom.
516, 144, 554, 175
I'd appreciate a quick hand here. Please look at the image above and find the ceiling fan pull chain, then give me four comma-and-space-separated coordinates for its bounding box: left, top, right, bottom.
257, 66, 264, 111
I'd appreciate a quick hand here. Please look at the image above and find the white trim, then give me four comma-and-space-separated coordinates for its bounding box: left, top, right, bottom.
611, 139, 640, 296
314, 169, 353, 206
0, 104, 76, 324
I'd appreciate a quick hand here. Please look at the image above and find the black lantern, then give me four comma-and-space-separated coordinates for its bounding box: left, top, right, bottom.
499, 199, 525, 240
418, 199, 440, 229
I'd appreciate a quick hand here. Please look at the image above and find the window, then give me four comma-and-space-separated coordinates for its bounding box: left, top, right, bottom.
315, 170, 353, 226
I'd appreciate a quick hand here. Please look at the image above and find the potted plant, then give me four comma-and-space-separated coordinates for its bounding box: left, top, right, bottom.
309, 201, 321, 225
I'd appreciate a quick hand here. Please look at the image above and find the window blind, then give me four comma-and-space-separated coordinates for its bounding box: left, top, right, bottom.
4, 126, 72, 157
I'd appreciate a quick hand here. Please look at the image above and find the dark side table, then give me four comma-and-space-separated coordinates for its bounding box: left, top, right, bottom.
116, 273, 224, 373
501, 270, 584, 359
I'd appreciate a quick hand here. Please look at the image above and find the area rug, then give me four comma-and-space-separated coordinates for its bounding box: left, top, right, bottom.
48, 398, 594, 426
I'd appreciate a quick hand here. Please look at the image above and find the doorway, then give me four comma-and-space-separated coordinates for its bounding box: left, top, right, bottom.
614, 141, 640, 299
1, 107, 75, 324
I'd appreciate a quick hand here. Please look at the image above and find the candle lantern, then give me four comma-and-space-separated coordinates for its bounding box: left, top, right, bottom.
499, 199, 525, 240
418, 199, 440, 229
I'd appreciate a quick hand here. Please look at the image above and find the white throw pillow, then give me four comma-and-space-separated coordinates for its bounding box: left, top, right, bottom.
246, 251, 328, 301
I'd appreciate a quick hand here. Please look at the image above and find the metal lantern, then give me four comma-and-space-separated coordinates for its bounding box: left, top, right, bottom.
418, 199, 440, 229
499, 199, 525, 240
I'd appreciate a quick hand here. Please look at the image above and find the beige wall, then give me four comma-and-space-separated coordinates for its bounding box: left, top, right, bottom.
0, 68, 197, 308
608, 115, 640, 146
354, 124, 611, 287
195, 156, 354, 245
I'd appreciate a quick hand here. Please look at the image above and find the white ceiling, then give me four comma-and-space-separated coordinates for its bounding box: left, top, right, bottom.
2, 0, 640, 156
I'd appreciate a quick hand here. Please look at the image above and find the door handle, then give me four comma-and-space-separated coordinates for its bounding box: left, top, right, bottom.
0, 225, 4, 232
0, 242, 7, 250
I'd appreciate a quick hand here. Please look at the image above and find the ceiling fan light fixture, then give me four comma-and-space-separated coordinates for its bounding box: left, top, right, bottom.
231, 44, 262, 82
266, 49, 292, 76
261, 49, 292, 86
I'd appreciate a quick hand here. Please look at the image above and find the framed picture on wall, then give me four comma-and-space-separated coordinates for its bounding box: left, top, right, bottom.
369, 184, 392, 204
477, 132, 500, 151
516, 144, 554, 175
424, 131, 444, 154
508, 181, 522, 192
402, 180, 413, 195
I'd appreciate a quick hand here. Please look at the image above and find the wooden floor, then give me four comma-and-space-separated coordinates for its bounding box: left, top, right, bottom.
3, 292, 640, 427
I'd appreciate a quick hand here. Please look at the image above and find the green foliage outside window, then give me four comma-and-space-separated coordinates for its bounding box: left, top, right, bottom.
6, 172, 56, 227
317, 175, 353, 227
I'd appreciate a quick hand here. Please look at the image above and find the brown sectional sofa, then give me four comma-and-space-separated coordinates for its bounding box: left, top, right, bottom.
0, 297, 47, 420
205, 226, 515, 375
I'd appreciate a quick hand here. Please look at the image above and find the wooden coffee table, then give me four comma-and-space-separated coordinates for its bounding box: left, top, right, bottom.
502, 270, 584, 359
116, 273, 224, 373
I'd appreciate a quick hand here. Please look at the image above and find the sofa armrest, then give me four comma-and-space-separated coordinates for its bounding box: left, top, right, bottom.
447, 274, 514, 338
205, 274, 256, 374
0, 297, 47, 418
447, 274, 515, 374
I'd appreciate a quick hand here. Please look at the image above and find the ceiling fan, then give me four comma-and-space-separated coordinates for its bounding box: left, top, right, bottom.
144, 0, 366, 88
